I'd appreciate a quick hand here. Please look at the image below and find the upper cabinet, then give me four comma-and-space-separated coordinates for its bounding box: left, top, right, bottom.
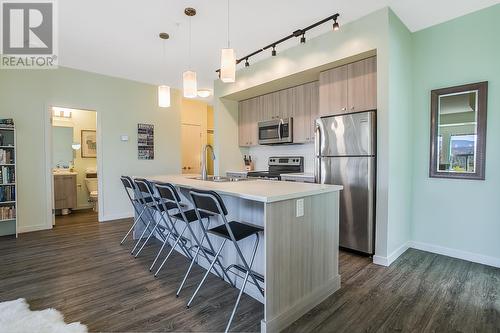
237, 57, 375, 147
319, 64, 348, 116
292, 81, 318, 143
319, 56, 377, 116
238, 81, 319, 146
238, 98, 259, 147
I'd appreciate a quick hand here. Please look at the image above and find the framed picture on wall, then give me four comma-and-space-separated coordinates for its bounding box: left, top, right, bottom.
137, 124, 154, 160
81, 130, 97, 158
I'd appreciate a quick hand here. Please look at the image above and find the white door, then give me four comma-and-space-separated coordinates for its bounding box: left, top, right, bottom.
181, 124, 202, 174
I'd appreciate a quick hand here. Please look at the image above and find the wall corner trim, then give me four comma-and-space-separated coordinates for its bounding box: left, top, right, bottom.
373, 241, 411, 266
409, 241, 500, 269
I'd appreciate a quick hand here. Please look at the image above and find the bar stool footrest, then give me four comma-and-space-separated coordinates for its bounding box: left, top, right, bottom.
226, 264, 265, 294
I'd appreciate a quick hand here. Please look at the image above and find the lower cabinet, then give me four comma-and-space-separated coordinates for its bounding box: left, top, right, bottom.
54, 174, 77, 210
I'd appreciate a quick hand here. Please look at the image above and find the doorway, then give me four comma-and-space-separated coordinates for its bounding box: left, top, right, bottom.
180, 99, 214, 176
49, 107, 99, 227
181, 124, 202, 174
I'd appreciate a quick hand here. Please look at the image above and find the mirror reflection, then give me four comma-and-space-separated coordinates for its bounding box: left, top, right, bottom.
437, 91, 477, 173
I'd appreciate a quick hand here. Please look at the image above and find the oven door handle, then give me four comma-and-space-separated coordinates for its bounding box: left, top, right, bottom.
278, 118, 283, 141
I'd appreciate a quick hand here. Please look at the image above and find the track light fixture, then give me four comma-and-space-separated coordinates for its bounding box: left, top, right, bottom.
333, 18, 340, 31
300, 33, 306, 44
215, 13, 340, 74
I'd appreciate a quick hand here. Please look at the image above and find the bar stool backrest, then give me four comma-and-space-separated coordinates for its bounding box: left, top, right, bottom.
120, 176, 139, 206
189, 189, 228, 216
134, 178, 156, 204
154, 182, 181, 205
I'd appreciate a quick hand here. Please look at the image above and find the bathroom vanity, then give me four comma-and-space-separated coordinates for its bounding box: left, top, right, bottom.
53, 172, 77, 211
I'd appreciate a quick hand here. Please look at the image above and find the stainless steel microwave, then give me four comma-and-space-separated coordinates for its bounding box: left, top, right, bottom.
258, 117, 293, 145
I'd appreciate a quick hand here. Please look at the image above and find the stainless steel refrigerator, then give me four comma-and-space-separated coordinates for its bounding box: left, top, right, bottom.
315, 110, 376, 254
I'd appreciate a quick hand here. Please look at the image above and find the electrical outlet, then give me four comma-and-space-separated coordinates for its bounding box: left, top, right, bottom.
296, 198, 304, 217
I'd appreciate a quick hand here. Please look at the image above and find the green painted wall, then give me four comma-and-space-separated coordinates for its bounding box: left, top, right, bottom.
386, 10, 413, 257
0, 67, 182, 233
411, 4, 500, 260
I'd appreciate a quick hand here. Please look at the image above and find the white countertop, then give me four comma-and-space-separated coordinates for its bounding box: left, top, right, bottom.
144, 174, 343, 203
280, 173, 315, 178
53, 171, 78, 176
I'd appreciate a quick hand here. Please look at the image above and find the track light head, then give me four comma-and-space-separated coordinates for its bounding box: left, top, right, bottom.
300, 33, 306, 44
245, 58, 250, 67
271, 46, 276, 56
333, 19, 340, 31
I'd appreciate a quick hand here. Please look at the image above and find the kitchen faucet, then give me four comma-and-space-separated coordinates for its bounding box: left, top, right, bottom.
201, 144, 215, 180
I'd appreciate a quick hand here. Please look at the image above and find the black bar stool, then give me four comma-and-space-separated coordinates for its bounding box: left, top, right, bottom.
119, 176, 148, 245
131, 178, 180, 257
187, 189, 264, 333
152, 182, 233, 286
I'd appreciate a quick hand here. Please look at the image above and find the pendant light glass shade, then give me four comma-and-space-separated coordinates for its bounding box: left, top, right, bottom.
158, 85, 171, 108
220, 48, 236, 83
183, 70, 197, 98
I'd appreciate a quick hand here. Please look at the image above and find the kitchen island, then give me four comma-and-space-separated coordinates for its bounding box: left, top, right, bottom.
136, 175, 343, 332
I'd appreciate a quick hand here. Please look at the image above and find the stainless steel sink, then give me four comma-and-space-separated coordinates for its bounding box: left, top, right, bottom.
194, 176, 248, 182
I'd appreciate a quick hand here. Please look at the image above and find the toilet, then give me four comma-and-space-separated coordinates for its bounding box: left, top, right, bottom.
84, 168, 98, 212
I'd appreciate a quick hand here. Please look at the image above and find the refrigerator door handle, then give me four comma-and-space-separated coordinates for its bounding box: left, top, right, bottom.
278, 118, 283, 141
315, 123, 321, 183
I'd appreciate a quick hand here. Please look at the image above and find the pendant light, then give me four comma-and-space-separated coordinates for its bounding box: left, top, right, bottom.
158, 32, 171, 108
183, 8, 197, 98
220, 0, 235, 83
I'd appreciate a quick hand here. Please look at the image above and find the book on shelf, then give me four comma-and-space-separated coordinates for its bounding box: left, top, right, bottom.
0, 206, 16, 220
0, 166, 15, 184
0, 185, 15, 202
0, 149, 14, 164
0, 119, 14, 129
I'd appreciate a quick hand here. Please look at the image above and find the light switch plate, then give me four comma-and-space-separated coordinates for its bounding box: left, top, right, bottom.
296, 198, 304, 217
120, 135, 129, 142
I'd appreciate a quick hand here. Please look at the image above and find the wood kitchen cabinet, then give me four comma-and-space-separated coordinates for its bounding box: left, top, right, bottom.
238, 80, 320, 146
319, 56, 377, 116
319, 64, 348, 116
292, 81, 319, 143
347, 56, 377, 112
238, 98, 258, 147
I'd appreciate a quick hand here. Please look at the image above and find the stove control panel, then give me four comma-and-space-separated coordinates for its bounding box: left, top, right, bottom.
268, 156, 303, 166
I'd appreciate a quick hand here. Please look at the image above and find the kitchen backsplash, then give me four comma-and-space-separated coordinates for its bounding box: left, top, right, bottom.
247, 143, 315, 173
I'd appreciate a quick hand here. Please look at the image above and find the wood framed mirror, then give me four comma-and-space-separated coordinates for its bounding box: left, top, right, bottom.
430, 82, 488, 180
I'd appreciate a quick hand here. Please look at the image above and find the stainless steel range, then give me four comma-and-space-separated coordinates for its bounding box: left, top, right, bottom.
247, 156, 304, 180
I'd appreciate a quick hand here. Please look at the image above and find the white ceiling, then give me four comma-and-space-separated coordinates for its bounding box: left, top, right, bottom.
59, 0, 499, 93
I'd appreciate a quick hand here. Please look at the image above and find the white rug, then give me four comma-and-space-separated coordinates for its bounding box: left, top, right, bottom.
0, 298, 87, 333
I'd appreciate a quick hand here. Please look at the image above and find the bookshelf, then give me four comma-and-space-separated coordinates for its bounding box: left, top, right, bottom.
0, 119, 17, 237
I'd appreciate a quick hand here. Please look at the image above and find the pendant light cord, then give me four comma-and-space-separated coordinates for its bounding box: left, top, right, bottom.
162, 39, 166, 80
188, 16, 192, 69
227, 0, 230, 48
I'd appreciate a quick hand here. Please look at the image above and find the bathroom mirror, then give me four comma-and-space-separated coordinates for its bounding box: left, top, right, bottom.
430, 82, 488, 180
52, 126, 74, 168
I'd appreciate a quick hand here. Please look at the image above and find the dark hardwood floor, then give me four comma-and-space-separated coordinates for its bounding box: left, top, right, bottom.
0, 210, 499, 332
0, 210, 263, 332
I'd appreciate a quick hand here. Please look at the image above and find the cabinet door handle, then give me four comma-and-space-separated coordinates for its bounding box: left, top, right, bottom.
351, 106, 355, 110
341, 107, 347, 111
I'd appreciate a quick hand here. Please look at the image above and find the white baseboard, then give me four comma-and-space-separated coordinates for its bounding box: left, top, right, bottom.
100, 211, 133, 222
261, 274, 341, 333
373, 241, 410, 266
409, 241, 500, 268
18, 224, 52, 233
